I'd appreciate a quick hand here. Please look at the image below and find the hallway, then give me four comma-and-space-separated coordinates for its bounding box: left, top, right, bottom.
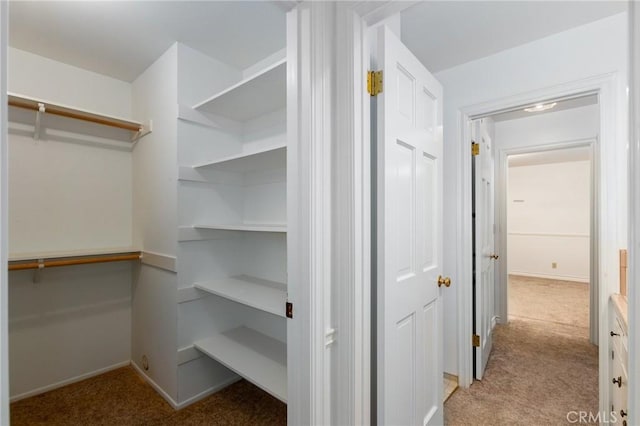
444, 276, 598, 425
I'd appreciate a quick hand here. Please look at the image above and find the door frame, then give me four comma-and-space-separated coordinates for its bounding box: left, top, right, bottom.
0, 1, 8, 424
455, 74, 621, 418
627, 2, 639, 424
331, 3, 419, 425
495, 137, 598, 345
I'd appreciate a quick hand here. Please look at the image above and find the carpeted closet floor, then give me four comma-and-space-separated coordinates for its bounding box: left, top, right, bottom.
11, 275, 596, 426
10, 369, 286, 425
444, 275, 598, 425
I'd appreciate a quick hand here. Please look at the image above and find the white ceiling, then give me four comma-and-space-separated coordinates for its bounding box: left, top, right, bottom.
509, 146, 591, 168
9, 1, 627, 83
401, 1, 627, 73
491, 94, 598, 122
9, 1, 288, 82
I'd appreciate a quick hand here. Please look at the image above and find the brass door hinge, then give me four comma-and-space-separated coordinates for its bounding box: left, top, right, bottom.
472, 142, 480, 156
472, 334, 480, 347
286, 301, 293, 319
367, 70, 383, 96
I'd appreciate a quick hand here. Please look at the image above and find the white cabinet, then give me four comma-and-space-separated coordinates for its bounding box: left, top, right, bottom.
610, 295, 629, 424
177, 50, 288, 403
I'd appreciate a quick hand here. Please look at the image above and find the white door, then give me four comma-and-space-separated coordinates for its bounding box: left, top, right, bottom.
376, 26, 444, 426
473, 118, 496, 380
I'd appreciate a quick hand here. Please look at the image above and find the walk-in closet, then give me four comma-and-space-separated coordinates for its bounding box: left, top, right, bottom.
5, 2, 293, 423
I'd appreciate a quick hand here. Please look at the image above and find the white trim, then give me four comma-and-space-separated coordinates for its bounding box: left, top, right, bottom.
456, 74, 619, 423
133, 361, 236, 411
175, 376, 241, 410
508, 271, 589, 283
334, 4, 371, 425
131, 360, 179, 409
627, 2, 640, 423
0, 1, 8, 422
353, 1, 419, 26
10, 360, 131, 402
141, 250, 176, 273
334, 4, 420, 424
286, 5, 334, 424
507, 232, 589, 238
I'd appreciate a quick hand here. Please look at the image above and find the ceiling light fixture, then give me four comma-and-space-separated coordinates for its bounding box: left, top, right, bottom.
524, 102, 557, 112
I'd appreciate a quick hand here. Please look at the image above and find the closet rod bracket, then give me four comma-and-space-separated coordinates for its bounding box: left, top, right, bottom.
32, 258, 45, 283
34, 103, 45, 140
132, 120, 153, 142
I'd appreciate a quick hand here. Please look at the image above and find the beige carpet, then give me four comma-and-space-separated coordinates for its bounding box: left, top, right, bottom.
444, 275, 598, 425
509, 275, 590, 336
11, 367, 286, 425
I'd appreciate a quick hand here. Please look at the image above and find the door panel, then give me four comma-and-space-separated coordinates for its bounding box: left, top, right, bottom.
473, 118, 496, 380
376, 25, 444, 426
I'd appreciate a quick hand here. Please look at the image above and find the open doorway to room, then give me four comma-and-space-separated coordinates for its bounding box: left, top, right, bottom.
448, 95, 601, 424
506, 145, 593, 339
493, 95, 599, 345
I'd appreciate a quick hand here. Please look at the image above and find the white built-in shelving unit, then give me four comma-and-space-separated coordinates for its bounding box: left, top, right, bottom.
177, 49, 288, 403
192, 59, 286, 122
194, 326, 287, 401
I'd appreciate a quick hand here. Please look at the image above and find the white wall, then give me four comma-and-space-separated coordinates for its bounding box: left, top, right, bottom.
496, 105, 597, 283
9, 263, 131, 400
508, 160, 591, 282
8, 48, 134, 253
131, 44, 179, 403
7, 49, 134, 398
435, 13, 628, 375
495, 104, 599, 150
8, 48, 131, 119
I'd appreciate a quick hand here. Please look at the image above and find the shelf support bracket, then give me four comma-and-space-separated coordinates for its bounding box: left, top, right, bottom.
34, 102, 45, 140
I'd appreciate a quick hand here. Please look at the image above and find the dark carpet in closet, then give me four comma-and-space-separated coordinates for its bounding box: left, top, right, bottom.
10, 366, 286, 425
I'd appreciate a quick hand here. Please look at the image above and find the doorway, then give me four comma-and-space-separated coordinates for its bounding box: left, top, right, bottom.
492, 94, 600, 346
452, 95, 601, 423
506, 146, 593, 339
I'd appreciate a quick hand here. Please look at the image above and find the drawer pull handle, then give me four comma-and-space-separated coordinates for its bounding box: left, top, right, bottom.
613, 376, 622, 387
611, 331, 620, 337
620, 409, 627, 418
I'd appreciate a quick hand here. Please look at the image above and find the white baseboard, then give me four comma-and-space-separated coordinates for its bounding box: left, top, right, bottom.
131, 361, 238, 410
10, 360, 131, 402
175, 376, 241, 410
131, 361, 179, 409
509, 271, 589, 283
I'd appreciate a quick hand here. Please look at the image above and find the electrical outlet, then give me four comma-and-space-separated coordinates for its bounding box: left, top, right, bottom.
552, 262, 557, 269
142, 355, 149, 371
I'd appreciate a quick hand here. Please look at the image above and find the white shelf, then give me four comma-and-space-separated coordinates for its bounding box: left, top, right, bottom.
194, 326, 287, 402
193, 60, 286, 122
193, 143, 286, 172
193, 224, 286, 233
194, 275, 286, 317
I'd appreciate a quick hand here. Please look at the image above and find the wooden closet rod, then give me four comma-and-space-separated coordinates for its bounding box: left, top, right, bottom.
8, 95, 143, 132
8, 252, 142, 271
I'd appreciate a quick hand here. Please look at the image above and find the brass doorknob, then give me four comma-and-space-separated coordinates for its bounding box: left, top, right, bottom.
489, 254, 499, 260
437, 275, 451, 288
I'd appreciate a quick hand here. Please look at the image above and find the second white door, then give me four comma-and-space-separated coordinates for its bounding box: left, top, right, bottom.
376, 26, 445, 426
